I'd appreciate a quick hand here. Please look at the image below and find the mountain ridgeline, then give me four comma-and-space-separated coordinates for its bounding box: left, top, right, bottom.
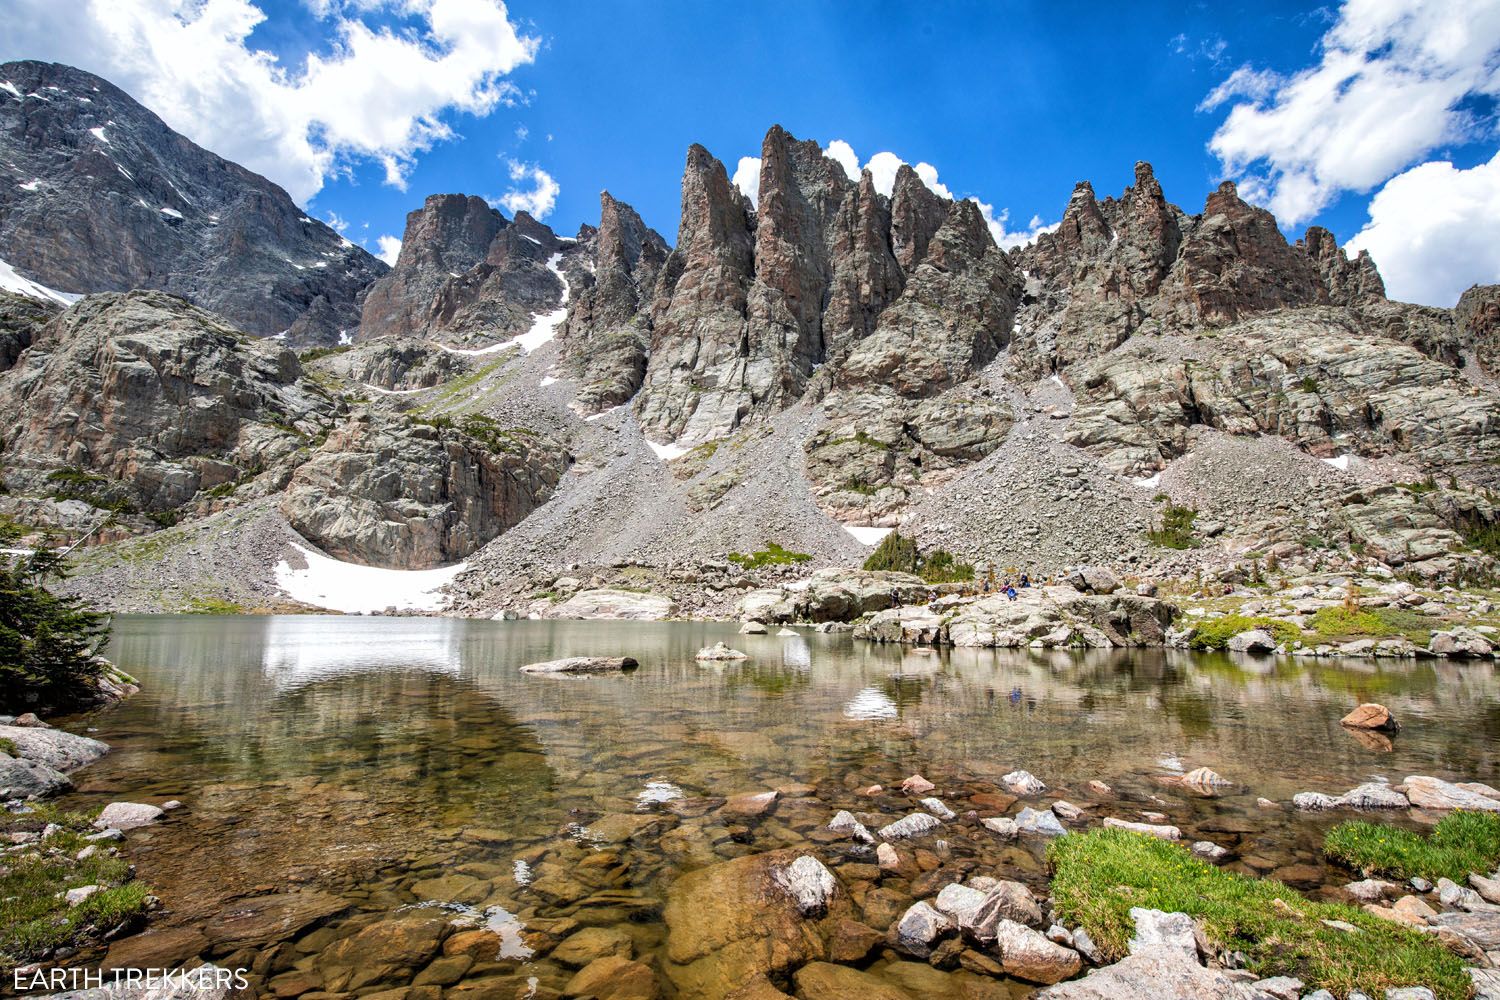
4, 60, 1500, 600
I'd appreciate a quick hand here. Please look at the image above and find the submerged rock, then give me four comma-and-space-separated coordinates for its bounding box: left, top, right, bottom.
1015, 806, 1067, 837
1403, 775, 1500, 811
878, 812, 943, 840
827, 810, 874, 843
94, 802, 164, 831
894, 900, 954, 957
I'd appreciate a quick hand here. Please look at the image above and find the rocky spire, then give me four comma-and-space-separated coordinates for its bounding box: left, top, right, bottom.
1301, 226, 1385, 306
558, 191, 669, 413
890, 164, 947, 271
821, 168, 904, 358
1114, 162, 1181, 294
636, 144, 756, 442
1165, 180, 1326, 325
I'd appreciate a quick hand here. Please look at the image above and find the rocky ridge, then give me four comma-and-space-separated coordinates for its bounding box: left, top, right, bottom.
0, 60, 385, 345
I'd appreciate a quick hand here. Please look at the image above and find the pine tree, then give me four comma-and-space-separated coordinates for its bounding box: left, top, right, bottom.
0, 523, 110, 713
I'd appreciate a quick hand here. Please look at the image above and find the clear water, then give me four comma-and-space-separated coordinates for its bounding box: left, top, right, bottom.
42, 615, 1500, 996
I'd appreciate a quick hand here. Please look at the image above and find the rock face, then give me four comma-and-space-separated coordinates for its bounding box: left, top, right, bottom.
0, 291, 336, 511
360, 193, 578, 348
855, 585, 1176, 648
1064, 308, 1500, 482
280, 411, 564, 569
0, 60, 385, 344
312, 338, 472, 391
559, 191, 670, 413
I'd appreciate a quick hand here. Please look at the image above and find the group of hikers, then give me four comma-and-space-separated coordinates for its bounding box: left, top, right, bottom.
893, 570, 1041, 610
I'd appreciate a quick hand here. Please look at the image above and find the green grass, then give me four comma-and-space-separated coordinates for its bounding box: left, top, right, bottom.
184, 596, 245, 615
1325, 811, 1500, 883
1049, 828, 1471, 1000
298, 344, 353, 363
727, 542, 813, 570
1306, 606, 1439, 644
1189, 613, 1300, 651
860, 532, 974, 583
0, 805, 154, 971
0, 737, 16, 757
1147, 505, 1199, 549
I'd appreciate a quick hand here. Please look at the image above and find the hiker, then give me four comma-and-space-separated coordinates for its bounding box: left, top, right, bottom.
1019, 573, 1031, 588
1005, 582, 1018, 601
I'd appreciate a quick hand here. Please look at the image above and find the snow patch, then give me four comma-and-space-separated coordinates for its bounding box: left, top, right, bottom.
88, 126, 109, 144
337, 330, 353, 346
539, 376, 558, 387
1049, 374, 1065, 387
584, 405, 625, 422
519, 233, 541, 244
17, 179, 40, 192
159, 207, 182, 219
0, 81, 19, 99
844, 525, 893, 545
1322, 454, 1352, 471
438, 254, 570, 357
0, 256, 80, 306
274, 543, 464, 614
1132, 472, 1163, 489
646, 439, 689, 461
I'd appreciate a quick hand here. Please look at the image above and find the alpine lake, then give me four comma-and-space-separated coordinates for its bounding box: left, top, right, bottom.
31, 614, 1500, 999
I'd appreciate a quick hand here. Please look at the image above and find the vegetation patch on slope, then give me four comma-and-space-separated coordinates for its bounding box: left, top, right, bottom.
1325, 812, 1500, 883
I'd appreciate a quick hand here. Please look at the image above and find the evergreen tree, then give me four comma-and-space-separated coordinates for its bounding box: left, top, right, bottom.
0, 524, 110, 713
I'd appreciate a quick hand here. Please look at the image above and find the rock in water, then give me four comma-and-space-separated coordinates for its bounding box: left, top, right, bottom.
518, 656, 638, 674
94, 802, 164, 831
1180, 767, 1230, 791
695, 642, 749, 661
1015, 807, 1067, 837
894, 901, 953, 957
991, 918, 1082, 984
1003, 769, 1048, 795
771, 855, 838, 916
1341, 703, 1400, 732
877, 812, 943, 840
739, 620, 768, 634
1403, 776, 1500, 811
826, 810, 874, 843
1104, 817, 1181, 840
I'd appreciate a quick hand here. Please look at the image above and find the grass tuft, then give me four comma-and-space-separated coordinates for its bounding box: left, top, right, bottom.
1049, 828, 1471, 999
727, 542, 813, 570
1188, 613, 1299, 651
1325, 811, 1500, 883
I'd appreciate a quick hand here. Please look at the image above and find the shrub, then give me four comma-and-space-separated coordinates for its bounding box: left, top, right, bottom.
0, 523, 111, 713
1147, 505, 1198, 549
1049, 827, 1470, 999
727, 542, 813, 570
1189, 613, 1299, 651
860, 532, 973, 581
1325, 812, 1500, 883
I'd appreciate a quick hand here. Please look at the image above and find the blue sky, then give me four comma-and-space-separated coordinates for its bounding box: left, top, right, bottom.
4, 0, 1500, 305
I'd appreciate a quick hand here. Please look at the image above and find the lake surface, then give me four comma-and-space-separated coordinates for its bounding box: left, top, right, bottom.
42, 615, 1500, 997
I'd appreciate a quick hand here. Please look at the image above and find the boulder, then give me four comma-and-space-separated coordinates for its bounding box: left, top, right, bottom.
0, 724, 110, 773
518, 656, 638, 674
551, 589, 678, 621
94, 802, 164, 831
827, 810, 874, 843
1429, 628, 1494, 658
968, 880, 1044, 934
877, 812, 942, 840
1226, 629, 1276, 653
894, 900, 953, 957
696, 642, 749, 661
0, 756, 72, 799
1103, 817, 1180, 840
739, 621, 768, 635
792, 962, 911, 1000
661, 849, 851, 999
1003, 769, 1047, 795
1341, 703, 1400, 732
1403, 776, 1500, 811
991, 918, 1083, 984
1032, 945, 1265, 999
1128, 908, 1198, 960
770, 855, 838, 916
317, 913, 450, 991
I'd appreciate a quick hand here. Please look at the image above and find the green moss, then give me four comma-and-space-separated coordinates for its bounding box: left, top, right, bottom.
1049, 827, 1471, 999
1189, 613, 1299, 651
0, 737, 16, 757
1308, 606, 1386, 638
727, 542, 814, 569
1147, 505, 1199, 549
298, 344, 353, 363
1300, 375, 1320, 393
842, 477, 878, 496
1325, 811, 1500, 883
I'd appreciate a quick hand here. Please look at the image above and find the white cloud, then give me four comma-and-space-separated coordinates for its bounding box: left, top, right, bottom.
973, 201, 1060, 250
1202, 0, 1500, 224
1346, 151, 1500, 307
514, 124, 528, 142
322, 210, 349, 234
732, 156, 761, 207
375, 234, 402, 266
824, 140, 859, 181
863, 151, 905, 198
913, 162, 953, 200
0, 0, 540, 204
496, 159, 558, 219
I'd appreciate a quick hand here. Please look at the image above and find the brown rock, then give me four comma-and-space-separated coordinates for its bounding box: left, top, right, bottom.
1340, 703, 1400, 732
564, 956, 659, 1000
827, 918, 883, 963
793, 962, 913, 1000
